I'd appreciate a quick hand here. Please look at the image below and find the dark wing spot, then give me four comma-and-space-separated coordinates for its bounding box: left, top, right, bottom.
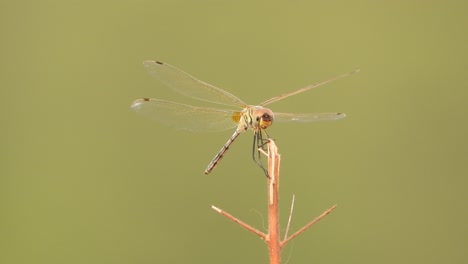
156, 61, 163, 65
143, 98, 151, 101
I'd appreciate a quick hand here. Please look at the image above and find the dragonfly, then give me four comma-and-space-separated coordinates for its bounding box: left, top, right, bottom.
131, 60, 358, 175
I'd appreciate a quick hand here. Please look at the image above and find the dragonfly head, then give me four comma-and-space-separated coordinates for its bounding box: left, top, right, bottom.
254, 107, 274, 129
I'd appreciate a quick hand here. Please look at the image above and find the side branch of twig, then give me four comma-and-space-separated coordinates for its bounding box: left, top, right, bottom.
283, 194, 295, 241
211, 205, 267, 240
281, 204, 337, 247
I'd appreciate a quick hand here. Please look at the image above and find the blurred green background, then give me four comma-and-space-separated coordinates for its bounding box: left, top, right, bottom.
1, 1, 467, 263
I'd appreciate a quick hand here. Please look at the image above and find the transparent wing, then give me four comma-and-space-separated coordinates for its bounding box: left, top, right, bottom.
260, 69, 359, 106
274, 112, 346, 122
143, 60, 247, 108
131, 98, 239, 132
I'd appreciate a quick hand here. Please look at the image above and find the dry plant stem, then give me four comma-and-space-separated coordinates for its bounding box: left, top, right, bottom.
211, 139, 337, 264
265, 139, 281, 264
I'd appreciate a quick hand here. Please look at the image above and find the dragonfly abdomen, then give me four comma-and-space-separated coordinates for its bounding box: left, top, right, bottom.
204, 130, 243, 174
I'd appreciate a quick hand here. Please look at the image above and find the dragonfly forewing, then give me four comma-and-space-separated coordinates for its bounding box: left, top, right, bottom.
143, 60, 248, 108
260, 69, 360, 106
274, 112, 346, 122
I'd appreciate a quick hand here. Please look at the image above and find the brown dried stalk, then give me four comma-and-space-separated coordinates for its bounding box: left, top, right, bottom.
211, 140, 337, 264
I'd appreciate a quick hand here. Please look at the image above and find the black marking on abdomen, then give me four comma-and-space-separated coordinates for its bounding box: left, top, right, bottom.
204, 130, 242, 174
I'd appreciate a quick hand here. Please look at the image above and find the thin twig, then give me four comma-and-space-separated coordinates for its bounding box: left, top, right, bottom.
211, 205, 267, 240
281, 204, 337, 247
283, 194, 295, 241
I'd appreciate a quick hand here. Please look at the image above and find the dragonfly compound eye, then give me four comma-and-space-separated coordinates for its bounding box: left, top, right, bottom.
253, 109, 274, 129
262, 113, 272, 121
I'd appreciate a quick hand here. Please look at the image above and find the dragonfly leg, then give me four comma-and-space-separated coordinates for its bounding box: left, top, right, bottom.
252, 130, 270, 178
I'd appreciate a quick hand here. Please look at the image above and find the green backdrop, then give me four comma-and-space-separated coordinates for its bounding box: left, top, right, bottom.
1, 1, 467, 263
